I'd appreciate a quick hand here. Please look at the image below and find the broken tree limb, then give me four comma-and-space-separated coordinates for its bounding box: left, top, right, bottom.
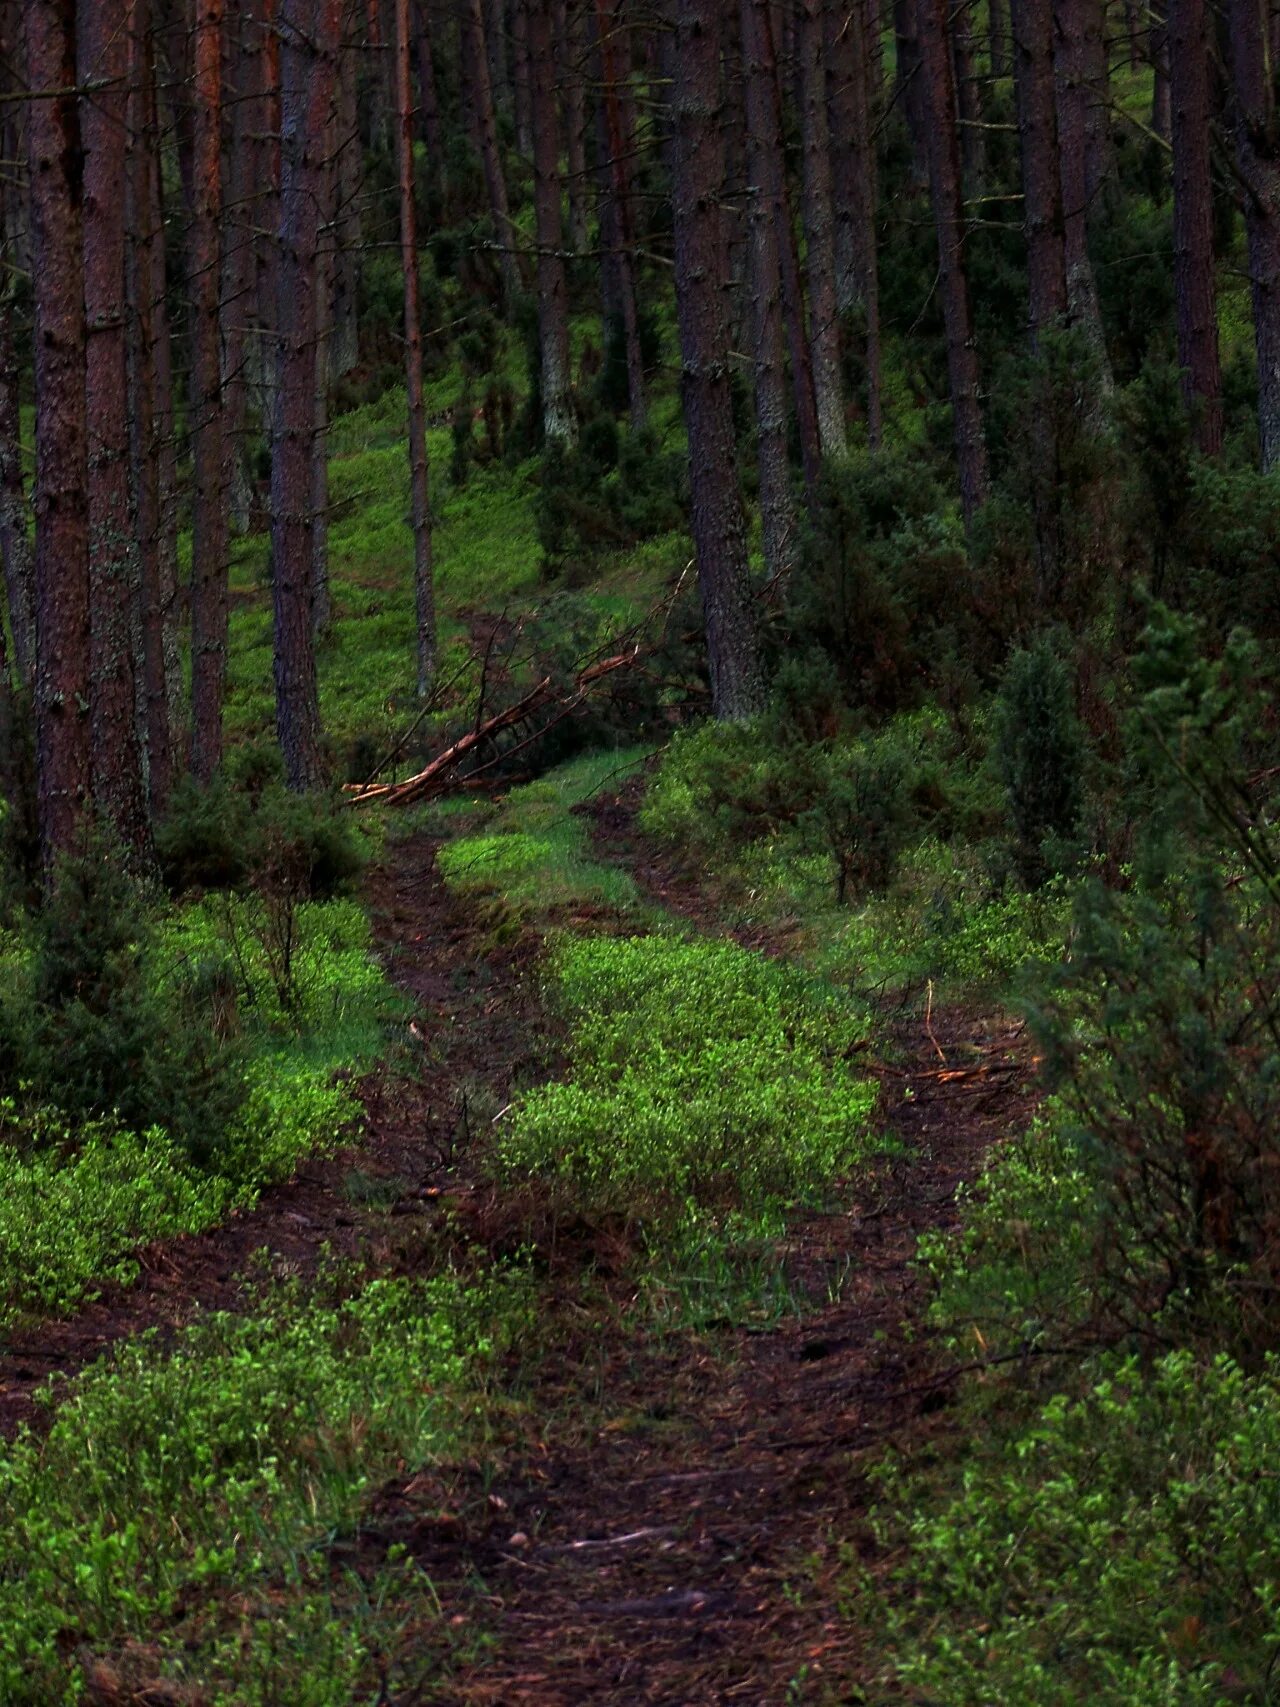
344, 647, 641, 808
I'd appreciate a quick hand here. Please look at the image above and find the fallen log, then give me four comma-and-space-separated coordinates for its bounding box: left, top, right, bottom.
344, 647, 640, 808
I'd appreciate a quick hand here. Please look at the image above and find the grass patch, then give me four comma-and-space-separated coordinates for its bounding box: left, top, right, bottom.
0, 1265, 529, 1702
499, 933, 879, 1225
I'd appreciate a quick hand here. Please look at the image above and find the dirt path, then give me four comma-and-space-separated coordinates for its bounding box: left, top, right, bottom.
0, 832, 546, 1436
0, 792, 1035, 1702
361, 787, 1037, 1703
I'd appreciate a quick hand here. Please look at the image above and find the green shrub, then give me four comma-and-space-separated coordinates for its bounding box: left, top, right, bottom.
0, 1268, 522, 1701
879, 1351, 1280, 1705
1, 848, 246, 1164
156, 778, 365, 903
994, 634, 1084, 886
500, 934, 878, 1222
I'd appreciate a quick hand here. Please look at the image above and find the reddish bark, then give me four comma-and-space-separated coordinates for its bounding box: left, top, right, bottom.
1011, 0, 1068, 340
461, 0, 522, 305
24, 0, 91, 862
528, 0, 575, 444
670, 0, 764, 721
126, 0, 176, 813
513, 0, 532, 155
271, 0, 342, 791
593, 0, 646, 430
0, 0, 32, 692
741, 0, 798, 581
80, 0, 149, 854
826, 0, 882, 446
1228, 0, 1280, 469
798, 0, 847, 457
1169, 0, 1223, 455
188, 0, 228, 782
917, 0, 988, 525
395, 0, 436, 692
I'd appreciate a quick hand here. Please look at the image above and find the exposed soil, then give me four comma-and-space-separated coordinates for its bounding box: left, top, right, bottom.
358, 785, 1038, 1703
0, 832, 547, 1437
0, 785, 1038, 1703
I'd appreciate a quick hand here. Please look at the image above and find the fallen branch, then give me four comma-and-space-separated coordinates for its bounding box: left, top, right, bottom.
344, 648, 641, 808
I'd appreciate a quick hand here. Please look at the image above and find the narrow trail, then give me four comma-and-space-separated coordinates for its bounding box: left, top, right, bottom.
0, 832, 544, 1437
379, 786, 1036, 1703
0, 792, 1036, 1702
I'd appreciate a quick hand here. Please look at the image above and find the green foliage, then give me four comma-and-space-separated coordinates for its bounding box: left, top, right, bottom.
994, 634, 1084, 886
0, 1107, 236, 1328
800, 738, 915, 904
536, 421, 685, 577
879, 1351, 1280, 1705
499, 934, 878, 1223
0, 1267, 526, 1702
0, 847, 246, 1164
156, 777, 365, 903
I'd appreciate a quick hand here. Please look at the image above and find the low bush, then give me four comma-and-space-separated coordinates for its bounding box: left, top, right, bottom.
499, 934, 878, 1223
878, 1350, 1280, 1705
0, 1267, 527, 1702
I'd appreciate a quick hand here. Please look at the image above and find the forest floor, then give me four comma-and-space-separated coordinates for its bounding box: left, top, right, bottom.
0, 788, 1035, 1702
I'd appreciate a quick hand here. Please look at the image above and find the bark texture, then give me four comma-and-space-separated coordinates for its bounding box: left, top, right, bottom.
1228, 0, 1280, 469
188, 0, 228, 781
80, 0, 149, 854
529, 0, 575, 444
1169, 0, 1224, 455
1011, 0, 1068, 340
395, 0, 436, 692
670, 0, 764, 721
271, 0, 341, 791
797, 0, 847, 456
25, 0, 91, 860
917, 0, 988, 525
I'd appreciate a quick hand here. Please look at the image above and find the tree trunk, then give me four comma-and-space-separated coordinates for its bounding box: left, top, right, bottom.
1169, 0, 1223, 455
188, 0, 228, 782
1228, 0, 1280, 469
395, 0, 436, 692
529, 0, 576, 444
1152, 7, 1171, 141
332, 35, 362, 379
798, 0, 847, 457
513, 0, 533, 155
80, 0, 149, 855
271, 0, 342, 792
126, 0, 177, 814
593, 0, 646, 429
989, 0, 1008, 74
24, 0, 91, 862
1011, 0, 1068, 340
741, 0, 798, 581
0, 171, 33, 691
222, 0, 256, 535
917, 0, 988, 525
1053, 0, 1111, 381
556, 0, 590, 253
462, 0, 522, 306
1079, 0, 1113, 203
670, 0, 764, 722
951, 5, 986, 191
310, 88, 336, 635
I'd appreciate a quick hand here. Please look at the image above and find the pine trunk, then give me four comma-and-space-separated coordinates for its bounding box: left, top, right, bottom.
271, 0, 341, 791
188, 0, 228, 782
1169, 0, 1224, 455
593, 0, 646, 429
742, 0, 798, 580
1053, 0, 1111, 381
1228, 0, 1280, 469
462, 0, 522, 305
80, 0, 149, 854
395, 0, 436, 692
798, 0, 847, 457
1011, 0, 1068, 340
529, 0, 576, 444
670, 0, 764, 722
25, 0, 92, 862
917, 0, 988, 525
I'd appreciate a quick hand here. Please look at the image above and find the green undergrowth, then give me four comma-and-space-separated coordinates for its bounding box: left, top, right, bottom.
0, 892, 399, 1330
0, 1263, 531, 1703
434, 744, 655, 921
500, 932, 879, 1239
639, 711, 1071, 1000
868, 1350, 1280, 1704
